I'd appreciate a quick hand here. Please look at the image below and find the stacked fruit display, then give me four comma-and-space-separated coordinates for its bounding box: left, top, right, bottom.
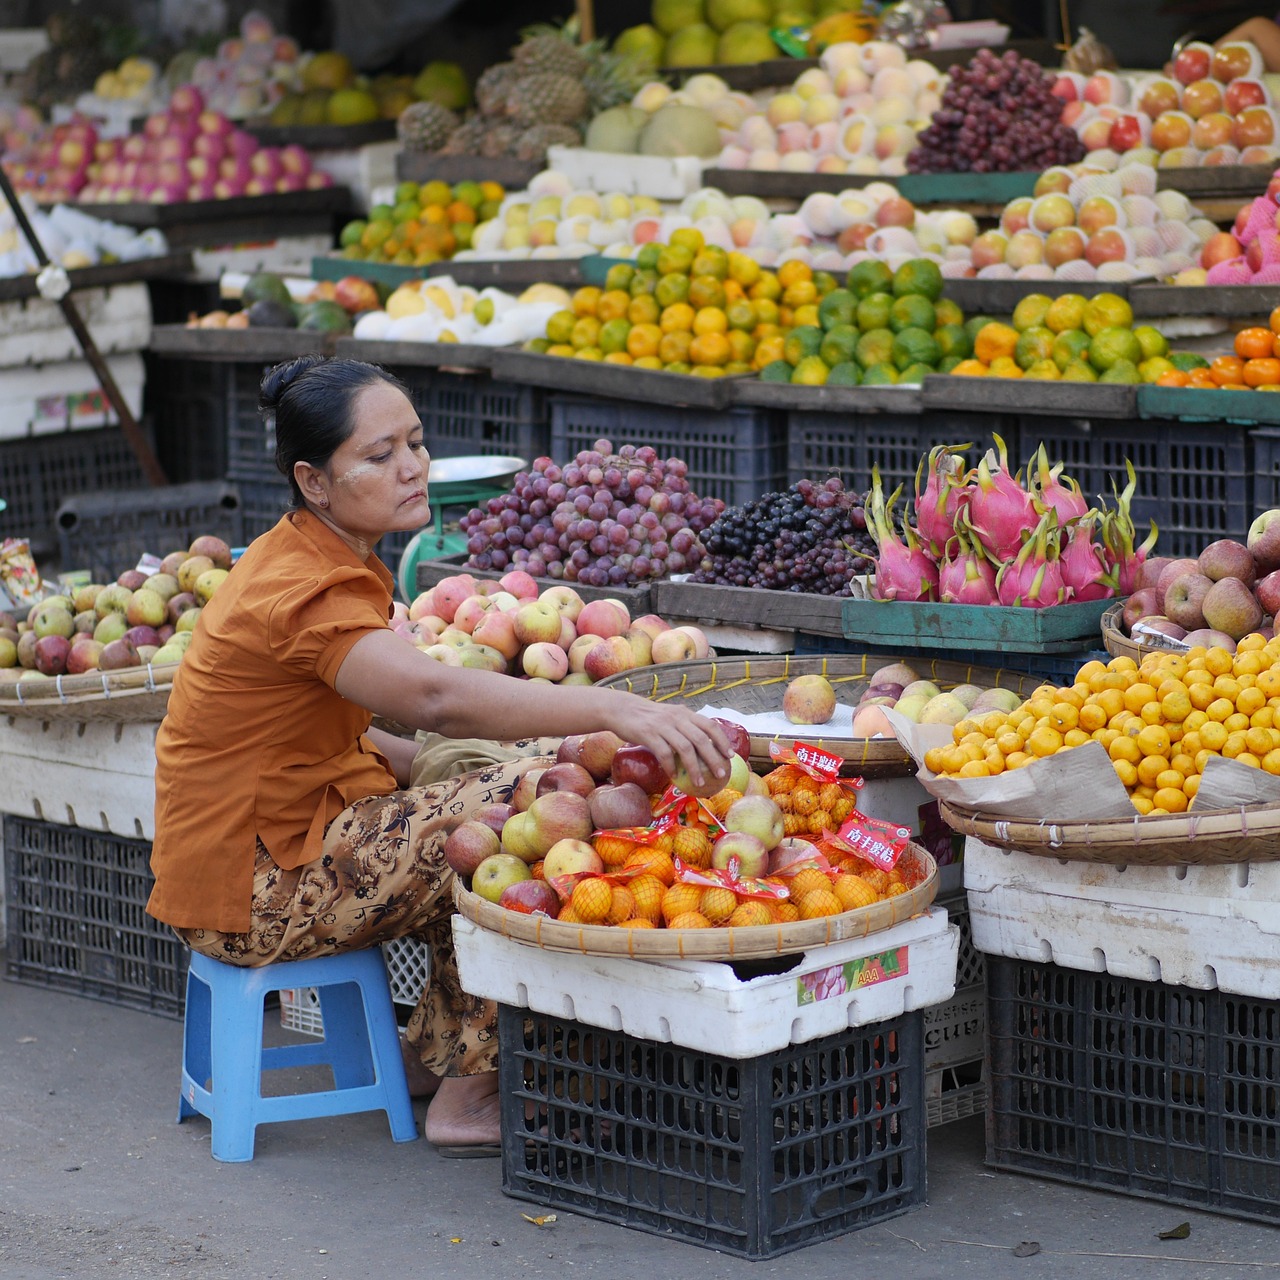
1193, 174, 1280, 285
181, 270, 368, 334
1058, 39, 1280, 170
907, 47, 1083, 174
584, 75, 733, 161
925, 642, 1280, 816
396, 22, 644, 166
175, 10, 300, 120
448, 728, 925, 929
715, 43, 943, 177
690, 476, 875, 593
949, 291, 1178, 384
757, 256, 971, 385
399, 572, 711, 683
0, 198, 167, 276
862, 437, 1154, 607
4, 93, 333, 205
1114, 517, 1280, 652
457, 441, 723, 586
336, 179, 505, 267
269, 59, 471, 128
0, 536, 233, 681
1152, 320, 1280, 390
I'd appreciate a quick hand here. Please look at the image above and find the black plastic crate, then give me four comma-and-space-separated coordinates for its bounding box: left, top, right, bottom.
402, 367, 548, 464
787, 411, 1007, 495
3, 813, 187, 1019
498, 1005, 925, 1259
1017, 417, 1251, 559
1251, 429, 1280, 512
987, 957, 1280, 1223
56, 480, 243, 581
549, 393, 786, 509
233, 476, 416, 572
0, 428, 150, 555
143, 351, 229, 482
224, 361, 278, 484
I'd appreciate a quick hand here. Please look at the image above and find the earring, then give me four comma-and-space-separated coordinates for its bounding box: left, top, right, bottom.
318, 497, 329, 508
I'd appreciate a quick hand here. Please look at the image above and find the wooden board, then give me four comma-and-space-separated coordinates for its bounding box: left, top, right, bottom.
651, 578, 846, 638
148, 323, 337, 360
921, 373, 1138, 420
334, 337, 495, 370
733, 380, 924, 413
1131, 284, 1280, 319
944, 278, 1129, 316
491, 348, 738, 409
243, 118, 397, 149
312, 253, 587, 289
1156, 165, 1272, 197
0, 251, 193, 302
394, 152, 542, 189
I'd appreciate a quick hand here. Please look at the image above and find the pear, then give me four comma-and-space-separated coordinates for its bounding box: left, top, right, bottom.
949, 683, 984, 709
892, 693, 931, 723
900, 679, 941, 700
918, 692, 971, 726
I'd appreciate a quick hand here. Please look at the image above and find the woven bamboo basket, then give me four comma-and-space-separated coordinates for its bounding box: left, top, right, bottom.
593, 653, 1044, 778
1101, 602, 1162, 663
938, 797, 1280, 865
452, 842, 937, 960
0, 662, 178, 723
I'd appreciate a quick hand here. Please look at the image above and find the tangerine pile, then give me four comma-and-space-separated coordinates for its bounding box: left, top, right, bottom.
926, 639, 1280, 815
1155, 311, 1280, 391
337, 179, 505, 267
764, 767, 859, 837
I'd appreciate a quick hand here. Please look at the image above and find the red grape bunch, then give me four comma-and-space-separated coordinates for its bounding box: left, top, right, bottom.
459, 440, 724, 588
907, 47, 1084, 174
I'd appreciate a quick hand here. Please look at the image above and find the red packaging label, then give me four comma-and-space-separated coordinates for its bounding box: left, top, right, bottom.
654, 787, 724, 834
768, 740, 850, 782
832, 810, 911, 871
796, 945, 909, 1006
673, 857, 790, 901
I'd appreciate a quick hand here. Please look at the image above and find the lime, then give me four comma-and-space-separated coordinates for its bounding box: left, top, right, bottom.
861, 362, 899, 385
934, 323, 972, 361
1099, 358, 1140, 384
394, 180, 420, 205
896, 362, 933, 385
827, 361, 862, 386
855, 327, 895, 368
1133, 325, 1169, 360
1024, 358, 1062, 380
817, 287, 857, 331
819, 324, 859, 368
604, 263, 635, 292
1088, 325, 1143, 372
339, 219, 366, 248
1082, 291, 1134, 337
1061, 359, 1098, 382
855, 291, 893, 331
546, 309, 576, 345
760, 359, 793, 383
598, 318, 632, 354
1014, 326, 1055, 371
657, 243, 695, 276
813, 270, 839, 296
1138, 356, 1176, 383
783, 325, 824, 366
635, 243, 661, 272
933, 297, 965, 329
629, 268, 658, 297
791, 355, 830, 385
846, 259, 893, 299
1044, 293, 1087, 334
937, 354, 965, 374
655, 272, 690, 308
889, 294, 936, 334
1011, 293, 1053, 333
891, 326, 940, 371
1051, 329, 1091, 371
892, 258, 944, 302
526, 337, 551, 354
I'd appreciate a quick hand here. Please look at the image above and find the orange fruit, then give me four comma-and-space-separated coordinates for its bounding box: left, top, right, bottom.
1269, 304, 1280, 333
673, 826, 712, 868
657, 330, 694, 364
771, 900, 801, 923
668, 911, 711, 929
570, 877, 613, 923
659, 302, 695, 333
700, 886, 738, 923
662, 882, 704, 923
596, 289, 631, 323
1209, 355, 1245, 386
728, 901, 773, 927
626, 323, 662, 360
1157, 370, 1190, 387
798, 888, 843, 919
688, 276, 726, 310
1236, 327, 1275, 360
1245, 357, 1280, 388
627, 874, 666, 923
777, 259, 812, 289
571, 286, 601, 317
606, 886, 635, 924
974, 322, 1018, 364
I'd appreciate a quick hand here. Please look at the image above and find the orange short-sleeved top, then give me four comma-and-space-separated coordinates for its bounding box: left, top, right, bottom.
148, 509, 398, 932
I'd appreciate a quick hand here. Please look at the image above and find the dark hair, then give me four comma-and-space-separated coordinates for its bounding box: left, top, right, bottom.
260, 356, 409, 507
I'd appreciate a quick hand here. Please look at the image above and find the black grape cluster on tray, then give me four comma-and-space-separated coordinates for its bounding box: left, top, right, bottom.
690, 477, 875, 596
907, 48, 1085, 174
459, 440, 724, 588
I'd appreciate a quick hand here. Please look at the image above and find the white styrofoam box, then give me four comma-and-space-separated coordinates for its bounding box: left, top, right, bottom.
922, 893, 985, 1072
454, 906, 957, 1058
313, 141, 398, 214
0, 352, 145, 439
0, 714, 158, 839
964, 835, 1280, 998
0, 29, 49, 72
191, 235, 334, 282
546, 146, 710, 199
0, 283, 151, 367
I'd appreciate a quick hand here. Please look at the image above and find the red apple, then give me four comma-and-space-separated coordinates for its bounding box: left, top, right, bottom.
711, 717, 751, 760
1234, 107, 1280, 149
444, 821, 501, 876
535, 762, 596, 799
610, 744, 670, 794
1137, 77, 1181, 118
499, 880, 561, 917
1213, 42, 1263, 85
1151, 111, 1194, 151
1202, 231, 1243, 270
1225, 78, 1269, 116
1172, 42, 1214, 87
1182, 79, 1225, 120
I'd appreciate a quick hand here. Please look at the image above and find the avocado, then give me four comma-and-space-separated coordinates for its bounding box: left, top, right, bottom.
246, 299, 297, 329
242, 272, 292, 308
296, 299, 353, 334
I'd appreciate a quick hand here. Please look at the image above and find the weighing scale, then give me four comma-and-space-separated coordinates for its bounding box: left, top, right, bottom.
396, 454, 526, 602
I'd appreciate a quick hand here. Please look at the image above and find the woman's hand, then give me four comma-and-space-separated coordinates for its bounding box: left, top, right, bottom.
607, 694, 734, 793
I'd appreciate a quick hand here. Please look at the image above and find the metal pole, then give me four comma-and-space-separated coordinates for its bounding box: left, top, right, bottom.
0, 163, 168, 486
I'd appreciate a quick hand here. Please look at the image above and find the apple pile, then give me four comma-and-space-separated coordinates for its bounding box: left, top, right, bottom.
4, 90, 333, 206
848, 660, 1024, 739
0, 535, 233, 682
942, 162, 1210, 284
449, 728, 924, 929
1057, 40, 1279, 171
1115, 518, 1280, 654
397, 571, 710, 683
1193, 174, 1280, 285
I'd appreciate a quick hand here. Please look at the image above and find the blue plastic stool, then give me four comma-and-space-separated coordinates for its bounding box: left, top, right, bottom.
178, 948, 419, 1162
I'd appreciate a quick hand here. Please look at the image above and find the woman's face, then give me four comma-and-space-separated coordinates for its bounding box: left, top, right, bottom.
321, 381, 430, 539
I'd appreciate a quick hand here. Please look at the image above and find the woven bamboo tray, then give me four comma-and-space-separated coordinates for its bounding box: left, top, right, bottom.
938, 798, 1280, 865
452, 843, 937, 960
593, 654, 1044, 778
0, 662, 178, 723
1101, 602, 1161, 662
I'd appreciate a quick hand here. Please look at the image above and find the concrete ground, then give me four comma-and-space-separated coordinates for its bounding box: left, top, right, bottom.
2, 976, 1278, 1280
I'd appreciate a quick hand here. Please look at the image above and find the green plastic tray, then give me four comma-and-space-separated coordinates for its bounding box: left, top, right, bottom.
897, 171, 1039, 205
1137, 384, 1280, 427
841, 596, 1115, 653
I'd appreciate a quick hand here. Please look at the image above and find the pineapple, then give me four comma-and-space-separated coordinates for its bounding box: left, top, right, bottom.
475, 61, 519, 118
478, 122, 521, 158
439, 117, 492, 156
513, 123, 581, 161
504, 73, 589, 128
513, 25, 589, 79
395, 102, 459, 151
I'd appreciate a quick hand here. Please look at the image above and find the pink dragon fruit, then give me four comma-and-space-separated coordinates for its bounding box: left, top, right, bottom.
1100, 459, 1158, 595
995, 510, 1069, 608
1029, 443, 1089, 525
1059, 514, 1116, 602
913, 442, 972, 559
963, 432, 1039, 561
864, 465, 939, 602
938, 527, 998, 604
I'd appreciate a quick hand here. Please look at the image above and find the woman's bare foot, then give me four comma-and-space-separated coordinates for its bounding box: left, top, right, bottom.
399, 1035, 441, 1100
423, 1072, 501, 1148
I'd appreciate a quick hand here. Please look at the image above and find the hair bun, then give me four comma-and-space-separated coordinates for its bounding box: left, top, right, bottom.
259, 354, 328, 414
